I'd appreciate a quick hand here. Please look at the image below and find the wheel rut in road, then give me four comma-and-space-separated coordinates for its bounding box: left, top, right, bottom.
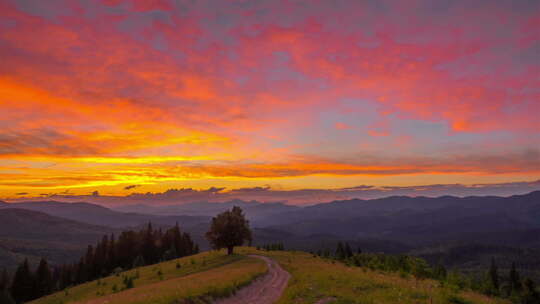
214, 255, 290, 304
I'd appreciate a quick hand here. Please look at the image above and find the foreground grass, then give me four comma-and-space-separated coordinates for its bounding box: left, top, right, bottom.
238, 247, 509, 304
31, 251, 266, 304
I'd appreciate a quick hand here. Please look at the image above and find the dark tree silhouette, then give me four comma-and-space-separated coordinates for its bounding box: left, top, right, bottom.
521, 278, 540, 303
344, 242, 353, 258
11, 259, 34, 303
0, 289, 15, 304
335, 242, 345, 259
35, 258, 53, 298
5, 223, 199, 302
141, 223, 158, 264
206, 206, 252, 255
488, 257, 499, 295
508, 262, 521, 296
0, 269, 8, 291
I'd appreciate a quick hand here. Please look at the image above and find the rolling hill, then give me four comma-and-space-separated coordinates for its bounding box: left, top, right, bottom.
0, 208, 116, 269
3, 191, 540, 281
0, 201, 210, 228
29, 248, 509, 304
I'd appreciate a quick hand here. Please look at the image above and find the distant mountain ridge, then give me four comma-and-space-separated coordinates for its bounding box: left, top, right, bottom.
0, 208, 116, 269
0, 200, 211, 228
113, 199, 300, 221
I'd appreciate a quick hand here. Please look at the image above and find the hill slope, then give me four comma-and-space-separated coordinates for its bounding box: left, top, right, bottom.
30, 251, 266, 304
0, 201, 210, 228
30, 248, 508, 304
0, 208, 115, 269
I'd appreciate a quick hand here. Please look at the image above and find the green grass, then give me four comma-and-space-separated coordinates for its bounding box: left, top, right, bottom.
30, 250, 266, 304
31, 247, 510, 304
237, 247, 510, 304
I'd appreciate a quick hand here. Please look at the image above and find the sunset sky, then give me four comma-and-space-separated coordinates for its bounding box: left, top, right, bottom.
1, 0, 539, 201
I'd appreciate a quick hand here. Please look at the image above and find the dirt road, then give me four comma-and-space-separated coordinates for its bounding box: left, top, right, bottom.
214, 255, 290, 304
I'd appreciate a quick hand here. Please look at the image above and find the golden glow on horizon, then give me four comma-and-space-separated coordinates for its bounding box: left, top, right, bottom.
0, 0, 538, 199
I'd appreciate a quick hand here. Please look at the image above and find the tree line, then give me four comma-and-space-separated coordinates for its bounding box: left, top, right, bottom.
256, 243, 285, 251
0, 223, 198, 304
314, 241, 540, 304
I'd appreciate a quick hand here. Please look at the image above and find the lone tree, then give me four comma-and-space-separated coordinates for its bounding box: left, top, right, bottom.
206, 206, 252, 255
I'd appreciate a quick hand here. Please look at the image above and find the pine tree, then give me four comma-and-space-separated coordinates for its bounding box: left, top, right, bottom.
433, 263, 447, 280
142, 223, 158, 264
344, 242, 353, 258
35, 258, 53, 298
132, 255, 146, 268
75, 257, 87, 284
335, 242, 345, 259
521, 278, 540, 303
59, 264, 72, 290
323, 248, 330, 258
0, 269, 9, 290
11, 259, 34, 303
488, 257, 499, 295
162, 245, 177, 261
0, 268, 14, 304
107, 233, 116, 272
508, 262, 521, 296
0, 289, 15, 304
84, 245, 95, 281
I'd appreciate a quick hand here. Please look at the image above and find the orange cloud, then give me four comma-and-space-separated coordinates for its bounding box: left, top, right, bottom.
0, 0, 538, 198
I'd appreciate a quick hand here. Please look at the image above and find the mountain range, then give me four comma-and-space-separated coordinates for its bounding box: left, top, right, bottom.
1, 190, 540, 277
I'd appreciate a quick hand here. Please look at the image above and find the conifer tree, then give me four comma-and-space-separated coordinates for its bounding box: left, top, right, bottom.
488, 257, 499, 295
142, 223, 158, 264
0, 269, 8, 290
344, 242, 353, 258
35, 258, 53, 298
335, 242, 345, 259
163, 245, 177, 261
433, 263, 447, 280
0, 268, 13, 304
75, 257, 86, 284
323, 248, 330, 258
132, 255, 146, 268
107, 234, 116, 272
508, 262, 521, 296
11, 259, 34, 303
521, 278, 540, 303
84, 245, 95, 280
0, 289, 15, 304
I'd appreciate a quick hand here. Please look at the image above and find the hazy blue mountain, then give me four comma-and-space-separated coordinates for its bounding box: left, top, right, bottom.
0, 200, 210, 229
113, 200, 299, 222
0, 208, 116, 269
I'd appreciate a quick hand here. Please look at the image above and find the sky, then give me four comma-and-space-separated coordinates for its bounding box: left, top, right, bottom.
1, 0, 539, 203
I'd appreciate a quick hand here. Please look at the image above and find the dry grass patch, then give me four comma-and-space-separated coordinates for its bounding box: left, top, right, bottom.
238, 247, 509, 304
31, 251, 266, 304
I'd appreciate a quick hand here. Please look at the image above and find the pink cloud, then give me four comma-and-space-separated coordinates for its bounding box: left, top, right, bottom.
334, 122, 351, 130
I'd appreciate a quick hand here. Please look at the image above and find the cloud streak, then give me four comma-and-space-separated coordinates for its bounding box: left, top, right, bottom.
7, 180, 540, 206
0, 0, 538, 197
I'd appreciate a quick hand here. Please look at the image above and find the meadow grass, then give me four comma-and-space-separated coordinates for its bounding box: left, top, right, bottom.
30, 250, 266, 304
237, 247, 510, 304
31, 247, 510, 304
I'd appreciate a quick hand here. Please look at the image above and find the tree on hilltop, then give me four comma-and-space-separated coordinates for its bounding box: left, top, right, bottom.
206, 206, 252, 255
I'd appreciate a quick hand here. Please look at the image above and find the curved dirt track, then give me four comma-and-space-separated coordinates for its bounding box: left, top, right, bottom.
214, 255, 290, 304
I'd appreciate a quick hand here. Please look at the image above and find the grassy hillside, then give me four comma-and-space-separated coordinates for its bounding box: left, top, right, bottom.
31, 247, 508, 304
236, 248, 508, 304
31, 251, 266, 304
